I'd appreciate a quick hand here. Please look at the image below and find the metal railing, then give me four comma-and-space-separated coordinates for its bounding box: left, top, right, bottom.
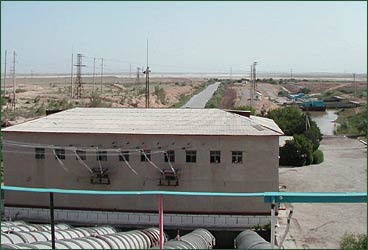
1, 185, 367, 249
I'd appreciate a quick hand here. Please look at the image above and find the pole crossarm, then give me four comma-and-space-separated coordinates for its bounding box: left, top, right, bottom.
1, 186, 367, 203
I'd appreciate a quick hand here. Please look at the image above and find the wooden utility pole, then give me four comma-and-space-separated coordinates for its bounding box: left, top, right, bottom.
143, 39, 151, 108
100, 58, 104, 94
11, 51, 16, 111
3, 50, 7, 96
353, 73, 356, 98
70, 53, 74, 98
92, 57, 96, 92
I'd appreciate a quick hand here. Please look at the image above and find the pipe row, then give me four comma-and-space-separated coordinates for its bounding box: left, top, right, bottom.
152, 229, 215, 249
2, 227, 164, 249
234, 230, 271, 249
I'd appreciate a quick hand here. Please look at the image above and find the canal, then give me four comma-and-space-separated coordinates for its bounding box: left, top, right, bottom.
181, 82, 221, 108
309, 110, 339, 136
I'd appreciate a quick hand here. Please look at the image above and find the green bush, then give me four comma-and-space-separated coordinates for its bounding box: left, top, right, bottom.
279, 140, 305, 166
279, 135, 314, 166
154, 86, 167, 104
268, 107, 306, 136
312, 150, 324, 164
340, 233, 367, 249
304, 120, 322, 151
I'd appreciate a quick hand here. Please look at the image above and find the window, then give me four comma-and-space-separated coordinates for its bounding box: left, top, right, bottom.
164, 150, 175, 162
186, 150, 197, 163
141, 150, 151, 162
54, 149, 65, 160
97, 151, 107, 161
232, 151, 243, 164
210, 151, 221, 163
35, 148, 45, 160
119, 151, 129, 162
76, 150, 86, 160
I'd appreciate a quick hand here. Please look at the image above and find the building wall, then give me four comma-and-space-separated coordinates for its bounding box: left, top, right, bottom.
3, 132, 279, 214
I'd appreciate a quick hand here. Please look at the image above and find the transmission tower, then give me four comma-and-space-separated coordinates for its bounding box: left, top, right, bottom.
73, 54, 86, 99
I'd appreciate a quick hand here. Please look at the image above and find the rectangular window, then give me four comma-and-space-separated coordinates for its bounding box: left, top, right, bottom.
119, 151, 130, 162
210, 151, 221, 163
35, 148, 45, 160
232, 151, 243, 164
76, 150, 86, 160
55, 148, 65, 160
141, 150, 151, 162
164, 150, 175, 162
186, 150, 197, 163
97, 151, 107, 161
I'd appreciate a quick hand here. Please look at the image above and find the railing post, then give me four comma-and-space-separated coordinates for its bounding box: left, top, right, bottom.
159, 194, 164, 250
270, 197, 276, 249
49, 192, 55, 250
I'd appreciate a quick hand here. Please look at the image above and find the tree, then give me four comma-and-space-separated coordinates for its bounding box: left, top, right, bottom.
304, 120, 322, 151
267, 107, 305, 135
340, 233, 367, 249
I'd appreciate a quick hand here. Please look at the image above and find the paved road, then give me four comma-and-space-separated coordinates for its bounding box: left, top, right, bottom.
278, 136, 367, 249
181, 82, 221, 108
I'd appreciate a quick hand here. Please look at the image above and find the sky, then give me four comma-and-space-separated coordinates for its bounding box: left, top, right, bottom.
1, 1, 367, 74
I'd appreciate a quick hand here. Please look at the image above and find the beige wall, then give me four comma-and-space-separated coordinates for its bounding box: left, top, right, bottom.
3, 132, 279, 214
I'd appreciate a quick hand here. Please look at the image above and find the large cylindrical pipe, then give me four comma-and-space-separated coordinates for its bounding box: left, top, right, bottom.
234, 230, 272, 249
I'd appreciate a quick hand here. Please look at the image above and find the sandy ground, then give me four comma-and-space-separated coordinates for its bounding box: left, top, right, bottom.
278, 136, 367, 249
234, 82, 285, 113
1, 76, 207, 124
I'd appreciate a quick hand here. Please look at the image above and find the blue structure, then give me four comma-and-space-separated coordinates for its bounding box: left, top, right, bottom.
302, 100, 326, 111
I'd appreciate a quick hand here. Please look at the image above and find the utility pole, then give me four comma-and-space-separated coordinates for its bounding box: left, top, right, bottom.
11, 51, 16, 112
143, 39, 151, 108
100, 58, 104, 94
92, 57, 96, 92
290, 68, 293, 80
70, 53, 74, 98
136, 67, 141, 83
249, 64, 253, 107
353, 73, 356, 98
3, 50, 7, 97
73, 54, 86, 99
230, 67, 233, 80
253, 62, 257, 94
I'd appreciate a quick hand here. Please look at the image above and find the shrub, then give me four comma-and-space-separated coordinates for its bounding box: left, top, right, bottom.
340, 233, 367, 249
304, 120, 322, 151
279, 135, 314, 166
312, 150, 324, 164
279, 140, 305, 166
154, 86, 167, 104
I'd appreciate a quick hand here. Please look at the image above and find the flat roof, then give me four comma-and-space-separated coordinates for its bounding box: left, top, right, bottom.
2, 108, 283, 136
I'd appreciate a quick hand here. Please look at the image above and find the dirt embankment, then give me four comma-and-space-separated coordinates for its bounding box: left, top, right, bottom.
1, 76, 207, 125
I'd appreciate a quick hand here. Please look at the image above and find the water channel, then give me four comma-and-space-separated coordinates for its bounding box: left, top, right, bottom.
308, 110, 339, 136
181, 82, 221, 108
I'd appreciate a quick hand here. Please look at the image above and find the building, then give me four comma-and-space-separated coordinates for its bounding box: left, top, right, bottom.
2, 108, 283, 222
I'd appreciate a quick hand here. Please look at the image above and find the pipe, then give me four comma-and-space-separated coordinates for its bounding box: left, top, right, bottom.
234, 230, 272, 249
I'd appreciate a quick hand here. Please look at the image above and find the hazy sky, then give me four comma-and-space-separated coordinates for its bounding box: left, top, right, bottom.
1, 1, 367, 74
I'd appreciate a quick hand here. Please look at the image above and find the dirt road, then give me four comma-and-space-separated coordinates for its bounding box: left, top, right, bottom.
278, 136, 367, 248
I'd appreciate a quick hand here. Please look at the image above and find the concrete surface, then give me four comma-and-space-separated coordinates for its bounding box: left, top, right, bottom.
181, 82, 220, 108
278, 136, 367, 249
